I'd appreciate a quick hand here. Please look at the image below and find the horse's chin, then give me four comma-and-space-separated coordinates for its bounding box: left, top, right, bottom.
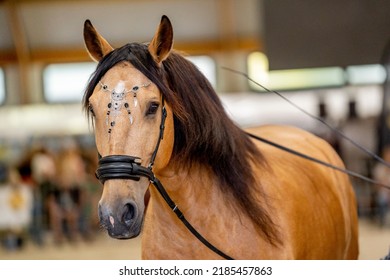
106, 224, 142, 239
108, 230, 141, 240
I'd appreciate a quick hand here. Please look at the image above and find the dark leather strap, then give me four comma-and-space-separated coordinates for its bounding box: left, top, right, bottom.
96, 155, 154, 184
149, 176, 234, 260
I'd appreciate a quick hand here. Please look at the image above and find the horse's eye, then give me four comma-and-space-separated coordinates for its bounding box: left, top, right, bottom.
146, 102, 160, 116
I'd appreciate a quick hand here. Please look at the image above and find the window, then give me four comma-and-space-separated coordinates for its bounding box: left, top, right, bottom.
261, 67, 345, 91
346, 64, 386, 85
44, 57, 217, 102
186, 55, 217, 88
0, 68, 5, 104
43, 63, 96, 103
248, 52, 345, 91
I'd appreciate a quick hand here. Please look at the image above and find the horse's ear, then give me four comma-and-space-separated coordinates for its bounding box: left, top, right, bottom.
148, 15, 173, 65
83, 20, 114, 62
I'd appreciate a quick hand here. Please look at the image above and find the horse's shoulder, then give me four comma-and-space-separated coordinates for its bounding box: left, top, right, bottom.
246, 124, 319, 141
246, 124, 340, 171
247, 124, 331, 150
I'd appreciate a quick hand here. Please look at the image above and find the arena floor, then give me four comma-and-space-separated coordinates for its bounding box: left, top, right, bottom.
0, 218, 389, 260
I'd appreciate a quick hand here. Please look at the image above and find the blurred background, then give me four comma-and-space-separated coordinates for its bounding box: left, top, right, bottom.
0, 0, 390, 259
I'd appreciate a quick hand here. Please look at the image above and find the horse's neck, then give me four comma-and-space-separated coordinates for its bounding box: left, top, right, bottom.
155, 164, 217, 208
142, 163, 285, 259
142, 164, 245, 258
147, 164, 223, 228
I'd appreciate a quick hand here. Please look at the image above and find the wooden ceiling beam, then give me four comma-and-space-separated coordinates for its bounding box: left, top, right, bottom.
0, 51, 18, 64
5, 1, 31, 104
0, 36, 262, 65
217, 0, 239, 51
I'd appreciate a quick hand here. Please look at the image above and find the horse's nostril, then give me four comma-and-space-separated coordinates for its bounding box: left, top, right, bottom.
122, 203, 136, 226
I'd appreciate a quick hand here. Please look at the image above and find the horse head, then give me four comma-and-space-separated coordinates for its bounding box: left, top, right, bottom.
83, 16, 175, 239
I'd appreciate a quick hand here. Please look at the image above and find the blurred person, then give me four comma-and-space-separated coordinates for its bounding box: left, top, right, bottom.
30, 147, 59, 244
315, 100, 342, 155
340, 99, 377, 216
0, 162, 33, 251
372, 146, 390, 226
53, 140, 88, 243
79, 148, 102, 239
18, 148, 47, 246
76, 145, 100, 241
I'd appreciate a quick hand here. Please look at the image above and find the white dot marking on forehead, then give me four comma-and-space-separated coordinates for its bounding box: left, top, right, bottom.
114, 80, 125, 93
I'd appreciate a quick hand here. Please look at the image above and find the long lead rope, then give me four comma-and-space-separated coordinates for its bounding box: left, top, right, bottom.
223, 67, 390, 170
247, 132, 390, 190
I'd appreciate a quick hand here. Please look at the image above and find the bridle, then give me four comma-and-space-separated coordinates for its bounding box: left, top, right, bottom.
95, 98, 235, 260
95, 98, 167, 184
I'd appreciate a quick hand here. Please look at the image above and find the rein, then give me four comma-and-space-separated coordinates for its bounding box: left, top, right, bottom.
223, 67, 390, 175
247, 133, 390, 190
222, 67, 390, 190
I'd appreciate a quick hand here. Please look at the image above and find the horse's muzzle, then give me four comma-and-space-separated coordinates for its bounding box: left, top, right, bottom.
98, 200, 143, 239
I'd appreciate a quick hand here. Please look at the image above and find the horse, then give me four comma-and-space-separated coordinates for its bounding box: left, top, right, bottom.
82, 15, 359, 259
